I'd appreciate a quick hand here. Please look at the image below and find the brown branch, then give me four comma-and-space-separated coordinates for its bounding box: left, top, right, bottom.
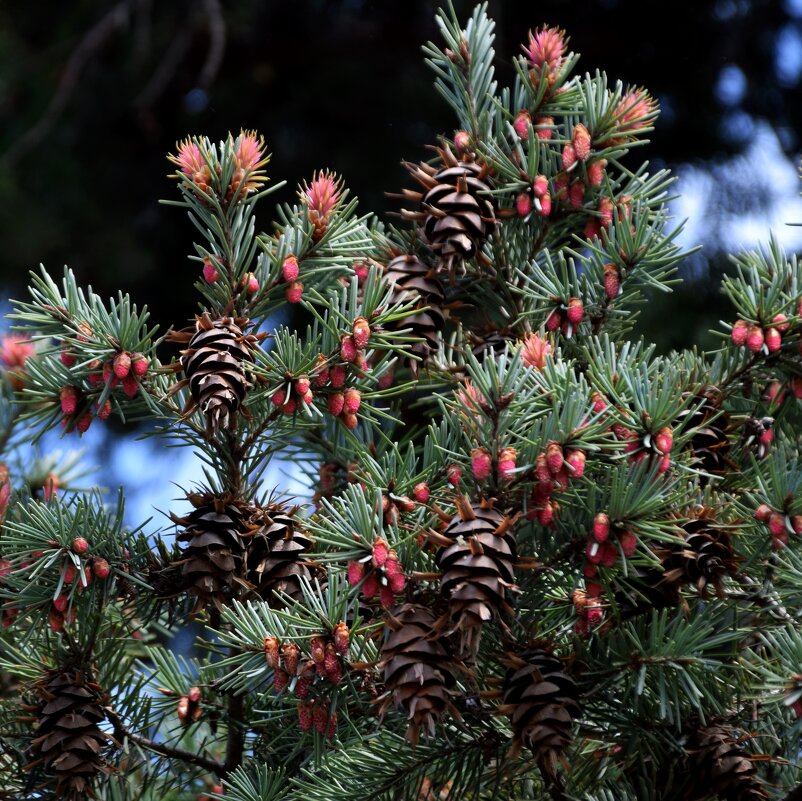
224, 692, 245, 773
105, 706, 225, 776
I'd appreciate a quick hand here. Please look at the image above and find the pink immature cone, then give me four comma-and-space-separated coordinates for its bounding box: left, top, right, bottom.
76, 412, 93, 433
285, 281, 304, 304
792, 377, 802, 400
768, 512, 786, 538
618, 530, 637, 558
282, 254, 300, 283
352, 317, 371, 350
537, 194, 552, 218
282, 642, 300, 676
791, 515, 802, 536
329, 365, 346, 389
122, 375, 139, 398
340, 335, 358, 363
245, 273, 259, 294
60, 349, 76, 368
72, 537, 89, 555
324, 643, 342, 683
327, 393, 345, 417
264, 636, 280, 669
654, 426, 673, 455
346, 560, 364, 586
343, 388, 361, 414
131, 353, 148, 377
534, 116, 555, 140
592, 513, 610, 543
447, 464, 462, 486
526, 25, 567, 68
730, 319, 749, 347
572, 124, 591, 161
333, 621, 350, 655
603, 263, 621, 299
310, 636, 326, 665
471, 448, 492, 482
113, 352, 131, 379
516, 192, 533, 217
746, 325, 764, 354
565, 449, 586, 478
754, 504, 772, 523
599, 542, 618, 568
772, 313, 790, 334
566, 298, 584, 325
521, 332, 551, 370
273, 669, 289, 693
586, 604, 604, 627
546, 442, 564, 475
92, 557, 111, 579
545, 308, 562, 332
453, 130, 471, 153
765, 327, 782, 353
569, 182, 585, 210
498, 448, 517, 480
586, 159, 606, 187
413, 482, 430, 503
202, 258, 219, 284
372, 537, 389, 568
60, 386, 79, 416
341, 412, 358, 430
513, 110, 531, 139
298, 703, 313, 732
562, 143, 577, 171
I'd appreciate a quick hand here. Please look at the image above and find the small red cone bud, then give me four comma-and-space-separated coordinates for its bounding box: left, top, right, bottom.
272, 388, 287, 407
95, 398, 112, 420
574, 617, 589, 637
654, 426, 673, 455
454, 130, 471, 153
282, 397, 297, 415
584, 219, 601, 241
772, 313, 790, 333
586, 540, 602, 564
545, 308, 562, 332
53, 594, 69, 613
598, 197, 614, 228
324, 642, 341, 682
565, 449, 586, 478
312, 355, 330, 387
326, 710, 338, 739
532, 175, 549, 198
343, 388, 361, 414
587, 159, 606, 187
273, 668, 289, 693
746, 325, 764, 354
264, 636, 280, 668
352, 317, 371, 350
187, 686, 201, 704
791, 515, 802, 536
599, 542, 618, 567
566, 298, 584, 325
792, 377, 802, 400
72, 537, 89, 555
282, 255, 300, 283
763, 380, 785, 406
333, 621, 350, 655
592, 513, 610, 543
49, 609, 64, 633
245, 273, 259, 294
327, 392, 345, 417
792, 699, 802, 719
572, 124, 591, 160
202, 258, 219, 284
591, 392, 608, 414
537, 192, 552, 217
759, 428, 774, 448
765, 326, 782, 353
768, 512, 786, 538
395, 495, 416, 513
342, 412, 358, 430
754, 504, 773, 523
537, 502, 555, 526
92, 557, 111, 579
618, 530, 637, 557
562, 143, 577, 170
586, 605, 604, 627
295, 376, 311, 397
113, 352, 132, 379
310, 636, 326, 665
568, 181, 585, 209
122, 375, 139, 398
773, 531, 789, 549
60, 386, 79, 415
362, 571, 379, 598
656, 454, 671, 474
298, 703, 313, 731
353, 261, 370, 282
75, 412, 93, 433
603, 263, 621, 299
339, 335, 358, 363
380, 585, 395, 609
471, 448, 492, 481
534, 116, 554, 140
282, 642, 300, 676
372, 537, 389, 568
413, 482, 430, 503
312, 704, 328, 735
60, 349, 76, 367
285, 281, 304, 303
347, 560, 364, 587
516, 192, 533, 217
546, 441, 564, 474
498, 447, 517, 480
388, 570, 406, 594
447, 464, 462, 486
513, 110, 531, 139
731, 319, 749, 346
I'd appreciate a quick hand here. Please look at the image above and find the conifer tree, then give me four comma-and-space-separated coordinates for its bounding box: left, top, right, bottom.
2, 5, 802, 800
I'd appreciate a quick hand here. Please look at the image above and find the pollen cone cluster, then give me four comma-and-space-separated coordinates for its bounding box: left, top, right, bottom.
378, 603, 459, 745
500, 649, 579, 781
168, 312, 259, 434
685, 724, 767, 801
435, 497, 517, 660
398, 144, 496, 277
170, 491, 248, 614
383, 253, 446, 372
25, 667, 107, 800
245, 504, 312, 603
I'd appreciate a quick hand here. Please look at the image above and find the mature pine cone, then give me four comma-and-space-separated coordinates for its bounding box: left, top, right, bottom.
378, 603, 459, 745
26, 667, 107, 800
170, 491, 248, 614
398, 144, 496, 277
500, 648, 579, 780
685, 724, 767, 801
435, 496, 517, 660
244, 504, 312, 603
678, 390, 732, 479
384, 253, 446, 372
614, 558, 682, 618
168, 312, 260, 435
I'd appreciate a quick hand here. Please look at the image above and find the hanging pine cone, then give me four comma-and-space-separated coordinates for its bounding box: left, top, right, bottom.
378, 603, 460, 745
170, 491, 248, 614
500, 648, 580, 781
384, 253, 446, 373
664, 513, 739, 598
614, 556, 683, 619
244, 504, 312, 603
678, 390, 733, 480
167, 312, 261, 435
398, 143, 496, 278
471, 329, 514, 362
434, 496, 517, 660
25, 666, 107, 800
685, 724, 768, 801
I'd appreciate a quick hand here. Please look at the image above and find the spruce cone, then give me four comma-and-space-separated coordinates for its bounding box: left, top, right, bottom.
378, 603, 459, 744
678, 391, 732, 479
435, 497, 517, 660
168, 312, 259, 434
614, 558, 682, 618
398, 144, 496, 277
26, 667, 106, 800
384, 253, 446, 371
685, 724, 767, 801
245, 505, 312, 603
170, 491, 248, 614
500, 649, 579, 780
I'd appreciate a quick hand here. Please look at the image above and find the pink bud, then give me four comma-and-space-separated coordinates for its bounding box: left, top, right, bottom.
603, 263, 621, 300
347, 561, 364, 587
327, 393, 345, 417
537, 192, 552, 217
654, 426, 673, 455
282, 398, 297, 415
545, 308, 562, 332
92, 557, 111, 579
282, 255, 300, 283
537, 502, 555, 526
516, 192, 533, 217
342, 412, 358, 430
295, 377, 311, 398
513, 110, 531, 139
413, 482, 429, 503
791, 515, 802, 536
533, 176, 549, 198
768, 512, 786, 538
272, 388, 287, 407
746, 325, 765, 354
324, 643, 342, 683
114, 352, 132, 379
773, 531, 789, 549
731, 319, 749, 347
572, 124, 591, 161
372, 537, 389, 568
72, 537, 89, 555
498, 447, 517, 480
772, 313, 790, 333
76, 412, 93, 433
298, 703, 313, 731
569, 182, 585, 209
282, 642, 300, 676
587, 604, 604, 627
534, 116, 554, 140
59, 386, 79, 415
754, 504, 773, 522
471, 448, 492, 482
245, 273, 259, 294
765, 327, 782, 353
131, 353, 148, 377
353, 261, 370, 282
343, 388, 361, 415
49, 609, 64, 633
329, 365, 346, 388
446, 464, 462, 486
340, 335, 358, 363
657, 454, 671, 474
264, 636, 280, 668
592, 513, 609, 543
454, 130, 471, 152
310, 635, 326, 665
546, 442, 564, 475
565, 449, 586, 478
598, 198, 614, 229
60, 349, 76, 367
285, 281, 304, 304
273, 669, 289, 693
599, 542, 618, 567
362, 571, 379, 598
122, 375, 139, 398
591, 392, 607, 414
618, 530, 637, 557
562, 143, 577, 170
202, 258, 219, 284
352, 317, 371, 350
333, 621, 350, 655
586, 540, 602, 564
586, 160, 605, 187
566, 298, 584, 325
388, 570, 406, 594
